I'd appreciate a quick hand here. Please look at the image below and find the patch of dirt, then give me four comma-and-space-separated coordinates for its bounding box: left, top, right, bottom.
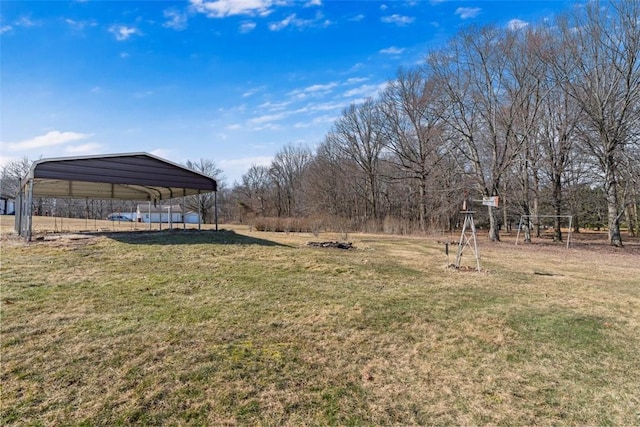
35, 233, 94, 241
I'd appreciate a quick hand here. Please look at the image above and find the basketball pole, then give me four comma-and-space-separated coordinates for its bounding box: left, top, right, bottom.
455, 198, 482, 272
454, 195, 498, 272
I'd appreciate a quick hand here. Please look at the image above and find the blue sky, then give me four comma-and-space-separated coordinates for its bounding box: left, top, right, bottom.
1, 0, 573, 185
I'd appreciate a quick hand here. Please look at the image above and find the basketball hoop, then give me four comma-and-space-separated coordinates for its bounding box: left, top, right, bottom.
481, 196, 499, 208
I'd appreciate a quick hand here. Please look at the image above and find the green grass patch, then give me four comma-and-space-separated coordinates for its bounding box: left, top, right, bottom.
2, 227, 640, 425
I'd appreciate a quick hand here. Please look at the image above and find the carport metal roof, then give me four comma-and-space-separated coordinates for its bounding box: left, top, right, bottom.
16, 152, 218, 240
21, 152, 217, 200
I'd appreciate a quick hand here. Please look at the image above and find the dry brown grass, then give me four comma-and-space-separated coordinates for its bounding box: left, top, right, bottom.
1, 215, 640, 425
0, 214, 217, 236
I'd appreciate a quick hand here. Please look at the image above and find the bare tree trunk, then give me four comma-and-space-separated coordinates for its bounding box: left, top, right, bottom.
625, 203, 637, 237
502, 180, 509, 233
418, 181, 427, 233
488, 206, 500, 241
522, 159, 532, 242
552, 173, 563, 242
604, 155, 623, 246
532, 168, 541, 238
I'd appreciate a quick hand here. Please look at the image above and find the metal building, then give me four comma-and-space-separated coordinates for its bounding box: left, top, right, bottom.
16, 152, 218, 240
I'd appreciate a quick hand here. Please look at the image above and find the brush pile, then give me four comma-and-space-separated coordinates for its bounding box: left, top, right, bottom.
307, 241, 354, 250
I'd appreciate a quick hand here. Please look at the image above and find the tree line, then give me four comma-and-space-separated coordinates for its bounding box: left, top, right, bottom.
231, 1, 640, 246
2, 2, 638, 246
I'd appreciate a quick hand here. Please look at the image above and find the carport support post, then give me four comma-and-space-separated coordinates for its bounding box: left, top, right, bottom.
182, 193, 186, 230
197, 193, 202, 231
15, 187, 23, 235
148, 201, 152, 230
215, 191, 218, 231
26, 179, 34, 242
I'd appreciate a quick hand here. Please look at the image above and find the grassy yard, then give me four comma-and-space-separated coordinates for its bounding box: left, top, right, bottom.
1, 216, 640, 425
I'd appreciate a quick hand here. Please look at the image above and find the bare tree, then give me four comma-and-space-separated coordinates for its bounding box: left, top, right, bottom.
237, 164, 272, 218
1, 157, 40, 217
616, 131, 640, 236
306, 138, 358, 220
501, 27, 553, 241
327, 98, 387, 225
269, 143, 312, 217
379, 67, 448, 232
510, 26, 583, 242
1, 157, 32, 198
549, 1, 640, 246
429, 26, 528, 241
184, 158, 225, 223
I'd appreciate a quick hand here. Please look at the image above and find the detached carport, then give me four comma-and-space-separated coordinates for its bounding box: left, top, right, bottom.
15, 152, 218, 240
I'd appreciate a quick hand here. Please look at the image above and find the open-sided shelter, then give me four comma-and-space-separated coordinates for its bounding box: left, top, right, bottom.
16, 152, 218, 240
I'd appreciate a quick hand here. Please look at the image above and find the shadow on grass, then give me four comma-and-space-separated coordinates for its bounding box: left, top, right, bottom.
104, 229, 290, 247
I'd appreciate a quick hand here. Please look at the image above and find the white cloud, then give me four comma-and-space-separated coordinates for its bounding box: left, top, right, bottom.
0, 154, 20, 169
219, 156, 273, 183
15, 16, 37, 28
249, 112, 289, 124
6, 131, 93, 151
109, 25, 139, 41
258, 100, 292, 110
190, 0, 275, 18
1, 15, 39, 33
381, 14, 415, 26
293, 114, 338, 128
346, 77, 369, 84
242, 87, 263, 97
252, 123, 282, 131
150, 148, 174, 159
507, 19, 529, 31
64, 143, 103, 155
455, 7, 481, 19
349, 14, 365, 22
221, 156, 272, 167
287, 82, 338, 99
343, 83, 388, 98
65, 18, 97, 31
268, 11, 330, 31
269, 14, 302, 31
304, 0, 321, 6
240, 21, 257, 33
380, 46, 404, 55
302, 101, 346, 112
163, 9, 189, 30
226, 124, 243, 130
303, 82, 338, 93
